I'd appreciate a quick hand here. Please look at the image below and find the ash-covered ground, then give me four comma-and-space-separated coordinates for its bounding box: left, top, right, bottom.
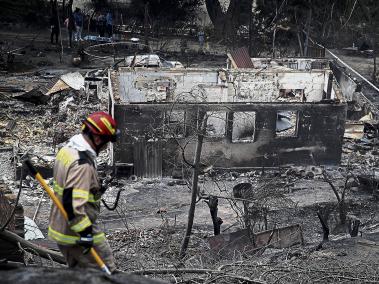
2, 27, 379, 283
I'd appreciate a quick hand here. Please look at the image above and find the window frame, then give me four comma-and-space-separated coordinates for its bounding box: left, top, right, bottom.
231, 111, 257, 143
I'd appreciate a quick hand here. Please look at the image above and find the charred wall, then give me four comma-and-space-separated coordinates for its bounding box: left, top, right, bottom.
116, 68, 329, 104
330, 62, 358, 102
113, 101, 347, 176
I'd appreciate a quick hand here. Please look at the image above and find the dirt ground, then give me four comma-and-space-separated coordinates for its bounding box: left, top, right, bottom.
2, 27, 379, 283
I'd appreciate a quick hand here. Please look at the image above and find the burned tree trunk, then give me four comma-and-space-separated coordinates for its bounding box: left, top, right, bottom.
144, 2, 150, 46
373, 48, 377, 83
205, 0, 250, 40
179, 113, 207, 259
317, 210, 330, 242
350, 219, 360, 237
205, 196, 223, 235
322, 171, 350, 228
62, 0, 65, 18
303, 8, 312, 56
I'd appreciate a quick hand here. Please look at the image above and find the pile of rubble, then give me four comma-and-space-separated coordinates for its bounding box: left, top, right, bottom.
342, 115, 379, 195
0, 182, 24, 262
0, 69, 110, 195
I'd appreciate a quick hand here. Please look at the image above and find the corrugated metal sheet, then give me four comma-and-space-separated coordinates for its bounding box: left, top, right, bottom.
133, 138, 162, 178
229, 47, 254, 68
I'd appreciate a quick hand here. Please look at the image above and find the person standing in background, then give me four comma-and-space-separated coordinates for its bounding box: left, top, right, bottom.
50, 11, 59, 45
106, 11, 113, 38
73, 8, 84, 41
64, 13, 76, 48
97, 12, 106, 37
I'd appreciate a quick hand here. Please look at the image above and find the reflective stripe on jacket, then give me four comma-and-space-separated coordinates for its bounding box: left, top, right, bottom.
48, 145, 104, 245
48, 227, 106, 245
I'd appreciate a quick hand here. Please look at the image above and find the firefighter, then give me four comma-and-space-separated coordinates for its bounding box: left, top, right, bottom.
48, 111, 120, 271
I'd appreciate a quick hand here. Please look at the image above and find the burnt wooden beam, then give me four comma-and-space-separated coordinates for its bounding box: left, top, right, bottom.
0, 230, 65, 264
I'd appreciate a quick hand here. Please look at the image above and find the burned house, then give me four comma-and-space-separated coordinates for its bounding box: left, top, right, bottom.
109, 62, 346, 177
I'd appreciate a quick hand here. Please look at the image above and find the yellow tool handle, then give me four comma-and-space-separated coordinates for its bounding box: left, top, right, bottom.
35, 172, 68, 220
90, 248, 111, 274
25, 160, 111, 275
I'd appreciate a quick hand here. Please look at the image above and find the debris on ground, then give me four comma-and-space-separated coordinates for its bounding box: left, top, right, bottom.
1, 14, 379, 283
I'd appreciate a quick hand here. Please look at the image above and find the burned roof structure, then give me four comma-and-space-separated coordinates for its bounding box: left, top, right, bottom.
109, 61, 346, 178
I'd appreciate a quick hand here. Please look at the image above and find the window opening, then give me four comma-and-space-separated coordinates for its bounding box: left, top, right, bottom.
232, 112, 256, 143
276, 111, 298, 137
206, 112, 226, 137
278, 89, 305, 102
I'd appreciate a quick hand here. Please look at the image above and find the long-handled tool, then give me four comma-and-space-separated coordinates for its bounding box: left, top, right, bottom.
24, 160, 111, 275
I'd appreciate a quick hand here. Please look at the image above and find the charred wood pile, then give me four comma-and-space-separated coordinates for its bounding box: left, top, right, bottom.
0, 182, 24, 262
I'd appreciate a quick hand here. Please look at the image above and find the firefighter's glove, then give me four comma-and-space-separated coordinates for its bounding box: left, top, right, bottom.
76, 235, 93, 254
76, 226, 93, 254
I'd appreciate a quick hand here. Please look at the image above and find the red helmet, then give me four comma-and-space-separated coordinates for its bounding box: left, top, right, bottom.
82, 111, 120, 142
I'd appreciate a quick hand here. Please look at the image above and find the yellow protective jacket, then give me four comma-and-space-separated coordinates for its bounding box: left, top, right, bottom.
48, 145, 106, 245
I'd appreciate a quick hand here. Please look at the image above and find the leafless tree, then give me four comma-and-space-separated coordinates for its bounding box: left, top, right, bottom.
179, 112, 207, 259
321, 169, 360, 237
